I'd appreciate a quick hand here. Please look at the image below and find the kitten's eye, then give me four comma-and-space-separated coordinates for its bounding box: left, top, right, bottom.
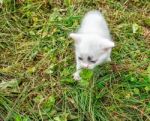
78, 57, 83, 60
90, 60, 96, 63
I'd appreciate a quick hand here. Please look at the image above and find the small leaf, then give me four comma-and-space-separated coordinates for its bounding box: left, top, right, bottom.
130, 77, 137, 82
79, 79, 89, 87
125, 93, 131, 99
68, 114, 78, 120
145, 86, 150, 92
54, 113, 68, 121
32, 16, 38, 22
43, 95, 55, 109
144, 18, 150, 27
34, 95, 44, 103
0, 0, 3, 4
29, 31, 35, 35
0, 79, 18, 89
133, 88, 140, 94
147, 65, 150, 73
132, 23, 139, 33
54, 116, 61, 121
15, 114, 22, 121
80, 69, 93, 80
60, 78, 74, 84
27, 67, 36, 73
64, 0, 72, 6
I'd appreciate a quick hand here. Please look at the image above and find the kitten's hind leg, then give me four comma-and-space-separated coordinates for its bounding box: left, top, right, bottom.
106, 57, 111, 62
106, 51, 112, 62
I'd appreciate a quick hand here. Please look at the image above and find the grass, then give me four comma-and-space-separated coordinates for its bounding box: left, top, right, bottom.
0, 0, 150, 121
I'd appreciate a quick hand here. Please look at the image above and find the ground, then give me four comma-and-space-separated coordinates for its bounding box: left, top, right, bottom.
0, 0, 150, 121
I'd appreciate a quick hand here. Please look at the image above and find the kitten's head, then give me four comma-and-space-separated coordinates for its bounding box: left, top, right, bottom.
70, 33, 115, 69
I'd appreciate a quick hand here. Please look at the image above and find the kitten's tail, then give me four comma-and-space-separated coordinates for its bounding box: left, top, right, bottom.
86, 10, 101, 15
85, 10, 103, 18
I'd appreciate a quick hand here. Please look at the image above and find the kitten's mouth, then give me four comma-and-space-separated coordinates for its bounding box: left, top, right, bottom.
82, 66, 94, 70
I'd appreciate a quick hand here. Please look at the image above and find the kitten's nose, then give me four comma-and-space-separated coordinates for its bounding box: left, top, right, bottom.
83, 64, 89, 68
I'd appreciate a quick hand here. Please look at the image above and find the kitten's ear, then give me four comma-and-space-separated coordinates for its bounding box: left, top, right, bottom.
69, 33, 82, 43
101, 39, 115, 51
106, 40, 115, 48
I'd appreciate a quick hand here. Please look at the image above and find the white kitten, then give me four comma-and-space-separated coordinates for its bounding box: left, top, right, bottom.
69, 10, 115, 80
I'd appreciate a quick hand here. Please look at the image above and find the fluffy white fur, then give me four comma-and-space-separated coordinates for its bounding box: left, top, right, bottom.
70, 10, 115, 80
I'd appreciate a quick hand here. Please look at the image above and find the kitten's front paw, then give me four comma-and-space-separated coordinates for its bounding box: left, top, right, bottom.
73, 72, 81, 81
